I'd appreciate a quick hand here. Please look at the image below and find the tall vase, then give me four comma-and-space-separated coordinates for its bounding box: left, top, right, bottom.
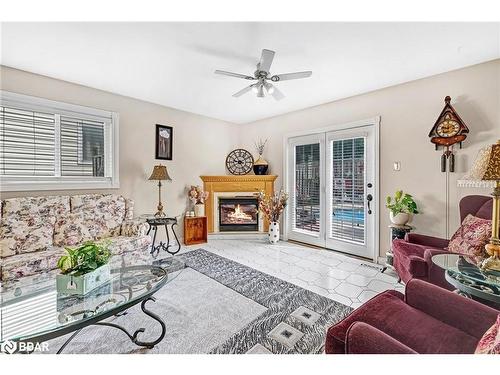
253, 156, 269, 175
194, 203, 205, 217
268, 221, 280, 244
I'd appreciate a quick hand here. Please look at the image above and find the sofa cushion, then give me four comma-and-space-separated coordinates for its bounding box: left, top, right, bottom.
70, 194, 126, 239
0, 216, 56, 257
1, 235, 152, 281
121, 219, 149, 237
2, 195, 70, 219
448, 214, 491, 263
124, 198, 135, 220
475, 314, 500, 354
107, 235, 152, 256
1, 246, 65, 281
326, 289, 479, 354
53, 213, 94, 247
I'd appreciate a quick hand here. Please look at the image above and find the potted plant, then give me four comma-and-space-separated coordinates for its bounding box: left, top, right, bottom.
188, 185, 209, 217
258, 190, 288, 244
253, 138, 269, 175
386, 190, 419, 225
56, 241, 112, 295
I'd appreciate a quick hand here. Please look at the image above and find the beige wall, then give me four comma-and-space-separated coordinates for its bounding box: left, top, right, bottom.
0, 66, 240, 240
2, 61, 499, 259
237, 59, 500, 259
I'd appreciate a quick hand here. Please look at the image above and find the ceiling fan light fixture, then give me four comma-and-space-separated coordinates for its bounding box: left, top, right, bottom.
256, 84, 265, 98
217, 49, 312, 101
264, 82, 275, 94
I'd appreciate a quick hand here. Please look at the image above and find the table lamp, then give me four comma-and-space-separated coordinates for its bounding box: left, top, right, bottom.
148, 164, 172, 217
458, 140, 500, 271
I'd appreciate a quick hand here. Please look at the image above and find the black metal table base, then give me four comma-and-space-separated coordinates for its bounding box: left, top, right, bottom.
147, 220, 181, 257
56, 297, 166, 354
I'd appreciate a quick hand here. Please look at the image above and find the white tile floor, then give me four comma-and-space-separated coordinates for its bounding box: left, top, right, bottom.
180, 239, 404, 309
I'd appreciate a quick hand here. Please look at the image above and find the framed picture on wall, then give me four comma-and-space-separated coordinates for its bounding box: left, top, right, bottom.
155, 124, 173, 160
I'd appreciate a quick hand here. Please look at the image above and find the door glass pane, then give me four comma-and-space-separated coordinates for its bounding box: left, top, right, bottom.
293, 143, 320, 233
330, 137, 365, 244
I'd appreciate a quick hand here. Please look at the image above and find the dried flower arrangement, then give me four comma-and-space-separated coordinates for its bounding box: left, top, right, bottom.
188, 185, 209, 205
258, 190, 288, 223
254, 138, 268, 157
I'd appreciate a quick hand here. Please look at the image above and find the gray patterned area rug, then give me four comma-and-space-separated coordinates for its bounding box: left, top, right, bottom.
179, 249, 352, 354
44, 249, 351, 354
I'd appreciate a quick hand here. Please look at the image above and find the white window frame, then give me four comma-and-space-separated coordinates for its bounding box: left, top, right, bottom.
0, 91, 120, 191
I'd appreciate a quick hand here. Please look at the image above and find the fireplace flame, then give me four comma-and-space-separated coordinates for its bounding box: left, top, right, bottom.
228, 204, 253, 221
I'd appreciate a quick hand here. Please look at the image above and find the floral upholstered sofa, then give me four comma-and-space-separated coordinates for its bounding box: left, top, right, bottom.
0, 194, 151, 281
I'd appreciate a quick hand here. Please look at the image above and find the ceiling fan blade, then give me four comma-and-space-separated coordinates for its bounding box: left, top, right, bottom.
271, 71, 312, 81
270, 86, 285, 101
215, 70, 255, 80
259, 49, 275, 73
232, 85, 253, 98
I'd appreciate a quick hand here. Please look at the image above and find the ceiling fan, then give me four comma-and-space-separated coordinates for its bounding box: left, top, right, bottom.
215, 49, 312, 100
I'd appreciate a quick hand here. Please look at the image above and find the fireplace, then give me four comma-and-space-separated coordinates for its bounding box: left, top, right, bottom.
218, 197, 259, 232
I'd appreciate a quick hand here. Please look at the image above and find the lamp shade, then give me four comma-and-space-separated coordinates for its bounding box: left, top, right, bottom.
458, 140, 500, 188
148, 164, 172, 181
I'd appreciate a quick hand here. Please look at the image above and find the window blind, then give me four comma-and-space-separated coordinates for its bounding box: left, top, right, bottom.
0, 105, 109, 180
60, 116, 105, 177
0, 106, 56, 176
293, 143, 321, 233
0, 91, 118, 191
330, 137, 365, 244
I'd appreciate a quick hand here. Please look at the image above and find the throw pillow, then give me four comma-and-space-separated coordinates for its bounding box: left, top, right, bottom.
0, 215, 56, 256
447, 214, 491, 263
475, 314, 500, 354
53, 213, 94, 247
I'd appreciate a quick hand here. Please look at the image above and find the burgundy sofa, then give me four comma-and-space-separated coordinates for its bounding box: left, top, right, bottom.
325, 279, 498, 354
392, 195, 493, 290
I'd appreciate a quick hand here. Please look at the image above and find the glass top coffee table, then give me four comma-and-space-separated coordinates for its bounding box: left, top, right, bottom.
0, 258, 184, 353
432, 253, 500, 305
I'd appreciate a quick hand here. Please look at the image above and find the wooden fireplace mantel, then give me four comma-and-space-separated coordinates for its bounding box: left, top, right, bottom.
200, 175, 277, 233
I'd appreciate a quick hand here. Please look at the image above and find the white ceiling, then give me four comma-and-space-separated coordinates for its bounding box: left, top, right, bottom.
1, 22, 499, 124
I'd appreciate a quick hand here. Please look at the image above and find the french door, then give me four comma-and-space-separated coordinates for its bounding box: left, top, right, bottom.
287, 125, 377, 259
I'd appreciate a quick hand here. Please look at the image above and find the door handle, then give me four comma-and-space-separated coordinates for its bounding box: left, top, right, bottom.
366, 194, 373, 215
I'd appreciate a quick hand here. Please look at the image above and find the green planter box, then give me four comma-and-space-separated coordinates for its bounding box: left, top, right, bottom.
56, 264, 111, 295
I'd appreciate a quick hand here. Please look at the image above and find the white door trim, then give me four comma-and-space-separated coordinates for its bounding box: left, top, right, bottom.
283, 116, 380, 262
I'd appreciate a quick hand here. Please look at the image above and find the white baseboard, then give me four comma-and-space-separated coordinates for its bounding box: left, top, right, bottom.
208, 232, 268, 240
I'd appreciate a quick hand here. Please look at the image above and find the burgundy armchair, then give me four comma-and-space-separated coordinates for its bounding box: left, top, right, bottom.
325, 279, 498, 354
392, 195, 492, 290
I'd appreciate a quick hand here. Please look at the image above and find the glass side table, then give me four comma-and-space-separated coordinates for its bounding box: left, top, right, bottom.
432, 253, 500, 307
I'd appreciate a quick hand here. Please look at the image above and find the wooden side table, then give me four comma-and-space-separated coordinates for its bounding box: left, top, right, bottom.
382, 224, 413, 274
184, 216, 208, 246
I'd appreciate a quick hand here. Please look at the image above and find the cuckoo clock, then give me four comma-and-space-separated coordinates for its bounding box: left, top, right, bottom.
428, 96, 469, 172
